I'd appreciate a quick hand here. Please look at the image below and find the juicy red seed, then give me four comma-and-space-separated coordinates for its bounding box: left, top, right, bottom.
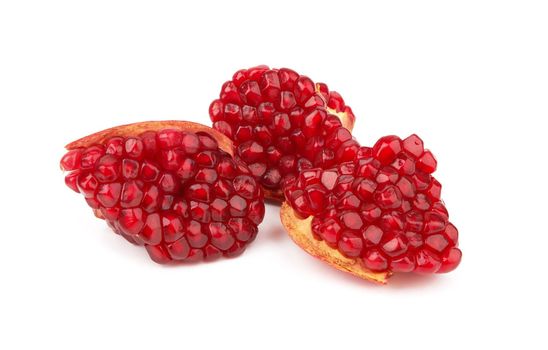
414, 249, 442, 274
157, 129, 182, 149
118, 208, 145, 236
81, 146, 104, 169
77, 172, 98, 196
120, 180, 144, 208
340, 212, 363, 230
284, 133, 461, 275
425, 234, 449, 253
248, 163, 266, 177
437, 248, 462, 273
238, 141, 264, 162
124, 138, 144, 159
209, 222, 236, 250
94, 155, 121, 182
362, 225, 383, 245
210, 66, 353, 194
177, 158, 197, 180
374, 185, 402, 209
185, 220, 208, 248
96, 183, 122, 207
338, 232, 363, 258
417, 150, 437, 173
381, 235, 408, 257
145, 244, 171, 264
211, 198, 229, 221
60, 149, 82, 171
140, 213, 162, 245
122, 159, 140, 179
203, 244, 223, 261
167, 237, 191, 260
314, 218, 342, 246
105, 137, 124, 156
162, 213, 184, 243
64, 171, 80, 192
372, 136, 402, 165
403, 134, 424, 158
390, 254, 415, 272
181, 133, 200, 154
61, 128, 265, 264
247, 200, 265, 225
363, 249, 388, 271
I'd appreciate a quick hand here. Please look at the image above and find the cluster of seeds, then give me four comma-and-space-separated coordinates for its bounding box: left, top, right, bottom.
60, 128, 265, 263
209, 65, 355, 196
283, 134, 461, 274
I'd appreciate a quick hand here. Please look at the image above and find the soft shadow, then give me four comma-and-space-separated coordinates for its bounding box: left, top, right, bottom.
262, 224, 287, 242
265, 198, 283, 206
385, 273, 441, 289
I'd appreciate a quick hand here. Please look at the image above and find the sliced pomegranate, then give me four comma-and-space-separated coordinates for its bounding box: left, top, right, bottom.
209, 65, 355, 200
281, 134, 461, 283
60, 121, 265, 264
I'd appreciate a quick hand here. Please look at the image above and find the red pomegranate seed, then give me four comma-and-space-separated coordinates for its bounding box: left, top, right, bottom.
284, 133, 461, 275
210, 65, 355, 199
61, 122, 265, 264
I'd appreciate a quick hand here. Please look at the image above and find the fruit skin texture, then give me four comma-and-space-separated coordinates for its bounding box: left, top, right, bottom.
60, 121, 265, 264
209, 65, 355, 201
282, 134, 461, 283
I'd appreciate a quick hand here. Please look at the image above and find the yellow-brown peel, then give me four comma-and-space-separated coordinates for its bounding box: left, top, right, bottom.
327, 107, 355, 132
65, 120, 234, 156
280, 202, 390, 284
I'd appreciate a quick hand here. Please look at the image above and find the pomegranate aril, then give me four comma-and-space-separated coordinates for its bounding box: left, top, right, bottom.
96, 183, 121, 207
140, 213, 162, 245
60, 149, 82, 171
414, 249, 442, 274
167, 237, 191, 260
438, 248, 462, 273
338, 232, 363, 258
118, 208, 145, 236
363, 249, 389, 272
81, 146, 104, 169
209, 222, 235, 250
372, 136, 402, 165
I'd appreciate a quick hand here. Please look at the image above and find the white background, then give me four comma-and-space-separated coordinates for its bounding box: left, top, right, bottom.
1, 1, 547, 349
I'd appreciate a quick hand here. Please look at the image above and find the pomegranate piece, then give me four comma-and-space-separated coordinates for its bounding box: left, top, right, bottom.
60, 121, 264, 264
209, 65, 355, 200
281, 134, 461, 283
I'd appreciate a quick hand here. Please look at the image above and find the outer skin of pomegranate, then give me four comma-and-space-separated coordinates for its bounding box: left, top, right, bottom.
209, 65, 355, 200
60, 122, 265, 264
283, 134, 461, 276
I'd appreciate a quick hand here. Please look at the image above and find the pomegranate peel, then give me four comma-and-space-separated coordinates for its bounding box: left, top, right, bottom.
65, 120, 233, 156
281, 202, 389, 284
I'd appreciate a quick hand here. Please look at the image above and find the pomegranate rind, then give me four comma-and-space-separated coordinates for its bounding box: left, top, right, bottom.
280, 202, 390, 284
65, 120, 234, 156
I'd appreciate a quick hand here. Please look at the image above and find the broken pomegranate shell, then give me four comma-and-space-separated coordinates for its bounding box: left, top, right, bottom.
281, 134, 461, 284
209, 65, 356, 201
60, 121, 265, 264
